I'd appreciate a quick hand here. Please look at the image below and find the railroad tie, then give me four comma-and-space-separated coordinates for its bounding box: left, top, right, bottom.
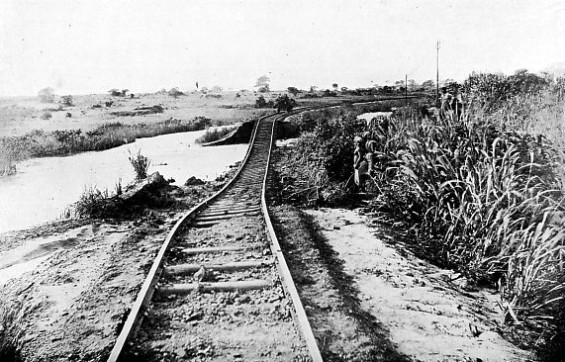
197, 207, 261, 218
165, 259, 273, 274
158, 280, 272, 295
179, 245, 254, 255
194, 211, 261, 222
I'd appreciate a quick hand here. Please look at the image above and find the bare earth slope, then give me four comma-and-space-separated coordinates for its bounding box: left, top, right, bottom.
305, 207, 535, 362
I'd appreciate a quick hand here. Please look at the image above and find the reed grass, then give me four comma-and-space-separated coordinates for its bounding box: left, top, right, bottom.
194, 126, 236, 144
0, 295, 38, 362
276, 83, 564, 357
0, 117, 213, 176
128, 150, 150, 180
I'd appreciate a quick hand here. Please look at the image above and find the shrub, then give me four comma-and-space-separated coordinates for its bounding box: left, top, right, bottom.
40, 112, 52, 120
287, 87, 300, 96
128, 150, 150, 180
60, 95, 74, 107
255, 95, 274, 108
73, 186, 123, 219
168, 88, 184, 98
274, 94, 296, 113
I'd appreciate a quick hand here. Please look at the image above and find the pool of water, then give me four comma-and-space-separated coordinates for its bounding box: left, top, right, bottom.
0, 129, 247, 233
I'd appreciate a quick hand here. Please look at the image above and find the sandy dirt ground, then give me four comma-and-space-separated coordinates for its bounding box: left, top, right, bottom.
0, 177, 230, 361
304, 207, 536, 362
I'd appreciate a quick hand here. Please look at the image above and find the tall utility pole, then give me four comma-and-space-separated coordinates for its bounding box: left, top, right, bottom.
405, 74, 408, 104
436, 40, 440, 104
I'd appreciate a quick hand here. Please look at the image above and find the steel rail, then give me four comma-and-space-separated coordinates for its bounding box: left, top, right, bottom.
107, 112, 267, 362
107, 97, 422, 361
261, 116, 324, 361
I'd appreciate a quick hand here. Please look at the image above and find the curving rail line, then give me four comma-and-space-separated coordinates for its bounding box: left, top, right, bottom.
108, 110, 323, 361
107, 97, 418, 361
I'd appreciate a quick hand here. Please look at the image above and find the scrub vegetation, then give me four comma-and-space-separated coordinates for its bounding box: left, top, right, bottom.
0, 117, 212, 176
272, 72, 565, 361
194, 126, 236, 145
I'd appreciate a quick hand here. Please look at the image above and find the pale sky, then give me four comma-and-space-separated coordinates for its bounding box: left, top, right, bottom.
1, 0, 564, 96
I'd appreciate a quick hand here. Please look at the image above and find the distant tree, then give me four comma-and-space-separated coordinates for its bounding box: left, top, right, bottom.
255, 95, 274, 108
255, 75, 270, 93
121, 89, 129, 97
332, 83, 338, 91
274, 94, 296, 113
168, 87, 184, 98
287, 87, 299, 96
421, 80, 435, 91
443, 79, 456, 86
407, 79, 417, 91
211, 85, 223, 92
38, 87, 55, 103
340, 87, 348, 92
60, 95, 74, 107
309, 86, 317, 92
514, 68, 528, 76
108, 89, 121, 96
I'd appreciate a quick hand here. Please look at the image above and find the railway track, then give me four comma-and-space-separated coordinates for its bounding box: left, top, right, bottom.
107, 97, 419, 361
108, 111, 322, 361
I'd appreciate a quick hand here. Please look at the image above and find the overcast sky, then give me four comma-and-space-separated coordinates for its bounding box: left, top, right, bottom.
1, 0, 564, 96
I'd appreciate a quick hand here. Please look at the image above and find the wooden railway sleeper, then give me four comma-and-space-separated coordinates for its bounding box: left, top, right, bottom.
165, 259, 274, 274
158, 280, 272, 295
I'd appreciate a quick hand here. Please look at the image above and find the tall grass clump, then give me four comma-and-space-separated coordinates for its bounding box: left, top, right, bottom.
353, 73, 565, 357
128, 150, 150, 180
195, 126, 235, 144
0, 296, 32, 362
73, 186, 122, 219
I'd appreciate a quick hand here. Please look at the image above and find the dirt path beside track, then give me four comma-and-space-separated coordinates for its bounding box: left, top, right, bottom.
270, 205, 536, 362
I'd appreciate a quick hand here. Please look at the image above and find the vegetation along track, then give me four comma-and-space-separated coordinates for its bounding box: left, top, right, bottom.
108, 109, 323, 361
108, 98, 414, 361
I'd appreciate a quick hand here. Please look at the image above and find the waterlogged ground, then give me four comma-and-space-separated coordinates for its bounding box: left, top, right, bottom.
0, 129, 246, 233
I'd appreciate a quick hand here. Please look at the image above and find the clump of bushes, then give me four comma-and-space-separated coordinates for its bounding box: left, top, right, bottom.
255, 95, 274, 109
73, 186, 123, 219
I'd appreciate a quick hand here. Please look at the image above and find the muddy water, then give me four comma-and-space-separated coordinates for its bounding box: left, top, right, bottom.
0, 129, 247, 233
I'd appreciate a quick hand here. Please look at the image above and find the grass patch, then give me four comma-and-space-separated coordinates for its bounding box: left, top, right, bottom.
0, 116, 213, 176
195, 126, 236, 144
0, 294, 37, 362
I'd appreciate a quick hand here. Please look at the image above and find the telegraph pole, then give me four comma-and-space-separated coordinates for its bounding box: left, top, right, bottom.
405, 74, 408, 104
436, 40, 440, 105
